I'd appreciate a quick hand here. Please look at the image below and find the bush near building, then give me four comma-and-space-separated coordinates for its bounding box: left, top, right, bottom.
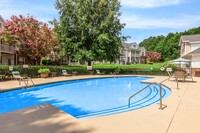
0, 63, 170, 79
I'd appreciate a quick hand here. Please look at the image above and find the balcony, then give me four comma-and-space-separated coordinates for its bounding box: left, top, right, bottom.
0, 44, 15, 54
132, 53, 141, 57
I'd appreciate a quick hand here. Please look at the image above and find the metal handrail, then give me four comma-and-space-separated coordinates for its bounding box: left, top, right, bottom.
25, 77, 35, 88
128, 83, 155, 107
27, 77, 35, 88
20, 77, 35, 88
159, 77, 169, 84
128, 77, 169, 109
158, 77, 170, 109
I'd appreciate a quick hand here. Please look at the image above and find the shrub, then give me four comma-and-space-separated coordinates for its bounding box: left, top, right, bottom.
38, 68, 50, 74
0, 65, 9, 75
42, 60, 54, 66
114, 67, 121, 73
162, 61, 177, 70
0, 63, 168, 80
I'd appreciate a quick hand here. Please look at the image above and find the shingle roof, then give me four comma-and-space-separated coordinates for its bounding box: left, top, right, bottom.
123, 42, 139, 50
189, 47, 200, 55
123, 42, 137, 46
181, 34, 200, 42
182, 47, 200, 58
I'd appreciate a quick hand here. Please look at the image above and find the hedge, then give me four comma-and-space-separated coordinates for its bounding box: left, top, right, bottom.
0, 65, 88, 78
0, 64, 174, 80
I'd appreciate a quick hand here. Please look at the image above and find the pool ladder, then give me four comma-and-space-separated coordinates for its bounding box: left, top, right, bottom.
128, 78, 169, 110
19, 77, 35, 88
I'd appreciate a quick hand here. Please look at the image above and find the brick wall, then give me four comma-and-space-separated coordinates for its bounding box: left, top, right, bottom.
192, 68, 200, 77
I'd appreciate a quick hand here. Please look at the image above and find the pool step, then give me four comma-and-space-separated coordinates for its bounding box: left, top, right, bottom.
76, 85, 167, 118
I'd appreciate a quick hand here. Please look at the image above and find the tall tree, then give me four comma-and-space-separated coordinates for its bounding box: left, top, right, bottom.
53, 0, 125, 65
0, 15, 58, 65
139, 35, 165, 51
139, 26, 200, 61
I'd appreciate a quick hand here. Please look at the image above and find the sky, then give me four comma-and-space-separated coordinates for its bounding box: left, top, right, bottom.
0, 0, 200, 43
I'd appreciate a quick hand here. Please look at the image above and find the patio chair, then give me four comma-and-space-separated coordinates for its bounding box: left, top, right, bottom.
174, 71, 186, 82
184, 70, 193, 82
62, 70, 72, 76
11, 71, 34, 86
96, 70, 104, 75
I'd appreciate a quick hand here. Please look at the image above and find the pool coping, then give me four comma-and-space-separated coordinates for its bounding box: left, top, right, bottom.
0, 75, 153, 93
0, 75, 200, 133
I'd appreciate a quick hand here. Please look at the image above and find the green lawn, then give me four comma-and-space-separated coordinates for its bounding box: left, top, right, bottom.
93, 63, 163, 70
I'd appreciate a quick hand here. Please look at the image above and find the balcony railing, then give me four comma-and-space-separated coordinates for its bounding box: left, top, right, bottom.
0, 44, 15, 54
132, 53, 141, 57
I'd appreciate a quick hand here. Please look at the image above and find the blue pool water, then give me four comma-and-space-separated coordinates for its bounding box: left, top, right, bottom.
0, 77, 171, 118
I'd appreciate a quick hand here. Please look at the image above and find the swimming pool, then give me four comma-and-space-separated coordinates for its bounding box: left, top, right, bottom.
0, 76, 171, 118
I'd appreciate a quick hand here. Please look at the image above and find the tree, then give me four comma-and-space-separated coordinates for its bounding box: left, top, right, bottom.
145, 51, 161, 63
53, 0, 125, 65
139, 35, 165, 51
139, 26, 200, 61
159, 33, 181, 61
0, 15, 58, 65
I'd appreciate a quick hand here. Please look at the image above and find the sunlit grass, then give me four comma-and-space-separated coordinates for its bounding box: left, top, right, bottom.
93, 63, 163, 70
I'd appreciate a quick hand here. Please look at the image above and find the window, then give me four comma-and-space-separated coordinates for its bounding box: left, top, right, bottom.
61, 57, 67, 63
19, 57, 25, 65
142, 52, 144, 56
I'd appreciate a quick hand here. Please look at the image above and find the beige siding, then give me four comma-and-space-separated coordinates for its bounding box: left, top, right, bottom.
191, 55, 200, 68
1, 53, 14, 65
191, 43, 200, 51
181, 43, 185, 56
185, 43, 191, 55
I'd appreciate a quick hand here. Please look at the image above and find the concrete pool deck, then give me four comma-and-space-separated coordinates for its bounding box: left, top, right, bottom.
0, 75, 200, 133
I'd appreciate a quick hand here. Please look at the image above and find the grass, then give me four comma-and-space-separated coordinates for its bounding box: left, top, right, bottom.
93, 63, 163, 70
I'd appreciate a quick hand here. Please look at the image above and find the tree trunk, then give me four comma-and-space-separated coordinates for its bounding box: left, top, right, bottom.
68, 55, 71, 65
88, 61, 92, 66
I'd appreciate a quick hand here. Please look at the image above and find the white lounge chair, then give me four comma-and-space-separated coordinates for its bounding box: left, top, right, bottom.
11, 71, 34, 86
62, 70, 72, 76
96, 70, 104, 75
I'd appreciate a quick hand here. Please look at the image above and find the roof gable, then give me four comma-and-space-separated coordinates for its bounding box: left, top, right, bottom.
181, 34, 200, 43
123, 42, 139, 50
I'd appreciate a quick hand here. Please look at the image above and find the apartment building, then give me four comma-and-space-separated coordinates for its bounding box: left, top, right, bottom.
179, 34, 200, 76
119, 42, 146, 64
0, 15, 15, 65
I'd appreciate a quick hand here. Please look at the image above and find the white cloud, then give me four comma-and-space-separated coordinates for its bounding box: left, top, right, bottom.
0, 0, 57, 24
120, 0, 182, 8
121, 14, 200, 29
